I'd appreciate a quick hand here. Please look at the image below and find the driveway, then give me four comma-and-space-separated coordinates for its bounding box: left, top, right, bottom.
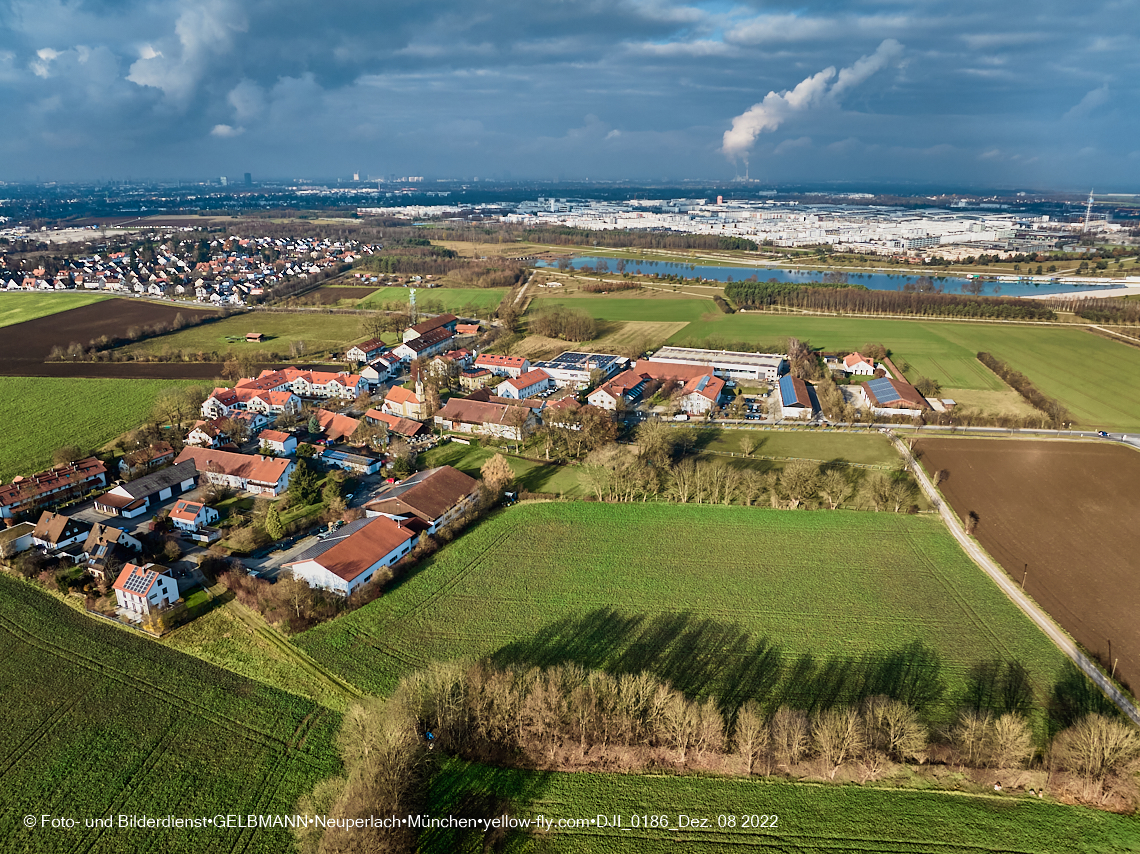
242, 533, 323, 581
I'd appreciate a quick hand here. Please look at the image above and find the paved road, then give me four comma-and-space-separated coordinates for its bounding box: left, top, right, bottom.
888, 431, 1140, 726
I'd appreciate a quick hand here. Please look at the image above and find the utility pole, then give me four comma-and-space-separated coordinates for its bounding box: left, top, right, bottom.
1022, 564, 1028, 590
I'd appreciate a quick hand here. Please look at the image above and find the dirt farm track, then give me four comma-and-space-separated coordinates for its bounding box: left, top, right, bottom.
0, 299, 222, 378
916, 437, 1140, 697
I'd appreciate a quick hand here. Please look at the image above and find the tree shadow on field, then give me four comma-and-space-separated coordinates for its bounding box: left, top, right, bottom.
492, 608, 946, 717
421, 758, 552, 854
959, 660, 1035, 718
1047, 662, 1121, 736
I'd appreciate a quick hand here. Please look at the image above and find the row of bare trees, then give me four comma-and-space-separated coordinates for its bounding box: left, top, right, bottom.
295, 660, 1140, 852
576, 429, 917, 512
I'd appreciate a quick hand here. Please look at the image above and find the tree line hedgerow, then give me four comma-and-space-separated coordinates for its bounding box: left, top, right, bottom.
725, 280, 1058, 321
977, 353, 1071, 426
294, 659, 1140, 853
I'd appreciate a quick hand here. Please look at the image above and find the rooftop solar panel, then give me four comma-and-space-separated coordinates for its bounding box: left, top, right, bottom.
867, 378, 903, 404
696, 376, 709, 392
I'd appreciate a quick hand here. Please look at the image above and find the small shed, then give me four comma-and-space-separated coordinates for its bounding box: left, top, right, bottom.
246, 332, 264, 342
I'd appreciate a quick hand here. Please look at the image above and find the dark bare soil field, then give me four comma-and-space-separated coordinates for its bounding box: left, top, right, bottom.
0, 298, 219, 377
306, 285, 378, 304
916, 437, 1140, 695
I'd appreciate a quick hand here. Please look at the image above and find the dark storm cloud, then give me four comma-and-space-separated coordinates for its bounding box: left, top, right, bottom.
0, 0, 1135, 187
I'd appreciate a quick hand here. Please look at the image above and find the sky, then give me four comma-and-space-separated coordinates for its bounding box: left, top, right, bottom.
0, 0, 1137, 189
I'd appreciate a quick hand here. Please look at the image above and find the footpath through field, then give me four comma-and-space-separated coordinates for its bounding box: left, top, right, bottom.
888, 431, 1140, 725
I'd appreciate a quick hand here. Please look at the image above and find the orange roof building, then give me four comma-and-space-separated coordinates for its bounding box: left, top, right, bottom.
284, 516, 417, 595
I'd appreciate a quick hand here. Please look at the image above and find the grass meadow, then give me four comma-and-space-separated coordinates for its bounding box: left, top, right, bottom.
0, 377, 205, 482
116, 311, 362, 358
0, 576, 341, 854
424, 758, 1140, 854
297, 502, 1074, 729
0, 292, 109, 327
357, 286, 507, 315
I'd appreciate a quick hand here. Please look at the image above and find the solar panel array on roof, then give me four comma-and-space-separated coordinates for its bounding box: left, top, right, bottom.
123, 569, 155, 595
866, 377, 903, 404
695, 375, 709, 392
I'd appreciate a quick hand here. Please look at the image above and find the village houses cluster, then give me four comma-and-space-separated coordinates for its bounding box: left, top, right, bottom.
1, 300, 939, 627
2, 232, 379, 305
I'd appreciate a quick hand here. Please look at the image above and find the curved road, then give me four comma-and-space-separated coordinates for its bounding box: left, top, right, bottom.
888, 431, 1140, 725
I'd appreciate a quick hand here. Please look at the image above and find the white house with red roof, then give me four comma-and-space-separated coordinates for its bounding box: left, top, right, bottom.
843, 352, 877, 376
258, 430, 298, 455
174, 447, 295, 496
587, 369, 651, 411
113, 562, 179, 616
168, 499, 219, 532
495, 368, 552, 400
346, 338, 387, 364
284, 516, 417, 595
473, 353, 529, 378
382, 385, 425, 420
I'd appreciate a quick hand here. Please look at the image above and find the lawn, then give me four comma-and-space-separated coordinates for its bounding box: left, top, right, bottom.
358, 286, 507, 316
297, 502, 1077, 729
0, 377, 206, 483
0, 292, 109, 328
0, 576, 341, 853
422, 440, 587, 496
116, 311, 363, 358
424, 758, 1140, 854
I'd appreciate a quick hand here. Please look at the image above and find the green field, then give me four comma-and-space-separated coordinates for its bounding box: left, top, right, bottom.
0, 292, 109, 328
297, 503, 1074, 726
0, 377, 205, 483
425, 758, 1140, 854
422, 441, 587, 496
0, 576, 341, 853
357, 286, 507, 315
117, 311, 361, 357
699, 428, 898, 467
531, 299, 1140, 430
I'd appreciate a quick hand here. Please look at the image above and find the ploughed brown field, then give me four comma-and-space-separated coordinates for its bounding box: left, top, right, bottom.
303, 286, 378, 304
0, 298, 219, 377
916, 437, 1140, 695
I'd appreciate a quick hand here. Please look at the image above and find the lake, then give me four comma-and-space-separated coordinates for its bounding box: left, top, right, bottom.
537, 256, 1109, 297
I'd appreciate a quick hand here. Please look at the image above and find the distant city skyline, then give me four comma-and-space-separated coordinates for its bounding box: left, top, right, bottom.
0, 1, 1136, 189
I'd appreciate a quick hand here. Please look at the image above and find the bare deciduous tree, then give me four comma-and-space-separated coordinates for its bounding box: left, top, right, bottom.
819, 469, 853, 510
733, 701, 768, 775
771, 706, 809, 768
813, 707, 865, 778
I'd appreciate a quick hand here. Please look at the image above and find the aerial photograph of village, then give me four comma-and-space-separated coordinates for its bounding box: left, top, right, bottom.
1, 2, 1138, 852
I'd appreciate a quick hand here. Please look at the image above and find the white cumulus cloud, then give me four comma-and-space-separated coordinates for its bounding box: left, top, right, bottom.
721, 39, 903, 165
210, 123, 244, 137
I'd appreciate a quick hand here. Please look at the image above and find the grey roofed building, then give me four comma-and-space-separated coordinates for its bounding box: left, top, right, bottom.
115, 460, 200, 499
94, 460, 200, 518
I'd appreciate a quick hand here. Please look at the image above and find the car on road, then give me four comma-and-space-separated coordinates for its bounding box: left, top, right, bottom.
1097, 430, 1110, 438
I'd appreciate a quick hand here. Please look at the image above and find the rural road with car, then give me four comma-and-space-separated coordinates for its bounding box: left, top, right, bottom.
888, 431, 1140, 726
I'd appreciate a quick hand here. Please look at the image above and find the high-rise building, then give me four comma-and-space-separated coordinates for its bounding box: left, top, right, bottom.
244, 172, 252, 186
353, 172, 360, 181
220, 176, 228, 186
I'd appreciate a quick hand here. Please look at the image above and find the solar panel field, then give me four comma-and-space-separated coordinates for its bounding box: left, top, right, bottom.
0, 576, 341, 854
423, 757, 1140, 854
297, 502, 1076, 728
